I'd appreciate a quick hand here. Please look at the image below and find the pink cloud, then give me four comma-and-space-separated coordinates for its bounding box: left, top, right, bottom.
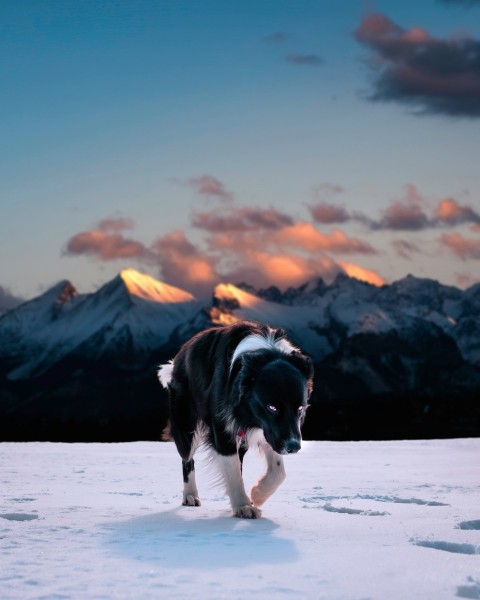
372, 185, 430, 231
187, 175, 234, 203
440, 232, 480, 259
97, 217, 135, 232
192, 206, 293, 233
455, 272, 478, 289
65, 230, 149, 261
308, 202, 352, 224
392, 239, 422, 260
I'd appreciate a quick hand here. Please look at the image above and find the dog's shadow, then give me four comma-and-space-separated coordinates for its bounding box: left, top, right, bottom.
105, 506, 298, 567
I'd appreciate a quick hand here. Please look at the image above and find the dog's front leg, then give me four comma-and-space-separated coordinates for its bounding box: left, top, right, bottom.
215, 452, 262, 519
250, 444, 286, 507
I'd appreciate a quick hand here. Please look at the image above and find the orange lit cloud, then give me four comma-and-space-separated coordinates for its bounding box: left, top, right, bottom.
434, 198, 480, 225
152, 230, 219, 294
219, 249, 342, 290
440, 232, 480, 259
271, 222, 377, 255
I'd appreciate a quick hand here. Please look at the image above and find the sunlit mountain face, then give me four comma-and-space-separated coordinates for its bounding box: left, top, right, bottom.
118, 269, 196, 303
0, 269, 479, 442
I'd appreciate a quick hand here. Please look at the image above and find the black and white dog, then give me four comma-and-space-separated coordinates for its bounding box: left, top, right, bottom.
158, 321, 313, 518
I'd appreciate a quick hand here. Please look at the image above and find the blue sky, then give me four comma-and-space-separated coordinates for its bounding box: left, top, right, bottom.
2, 0, 480, 300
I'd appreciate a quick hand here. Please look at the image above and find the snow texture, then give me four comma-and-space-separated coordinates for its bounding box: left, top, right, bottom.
1, 439, 479, 599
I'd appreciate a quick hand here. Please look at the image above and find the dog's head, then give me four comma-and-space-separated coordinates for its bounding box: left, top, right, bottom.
234, 350, 313, 455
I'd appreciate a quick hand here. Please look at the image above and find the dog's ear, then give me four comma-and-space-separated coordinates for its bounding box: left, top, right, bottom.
287, 351, 314, 389
227, 352, 254, 402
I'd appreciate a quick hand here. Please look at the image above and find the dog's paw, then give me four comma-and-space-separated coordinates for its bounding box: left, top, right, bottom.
234, 505, 262, 519
182, 495, 201, 507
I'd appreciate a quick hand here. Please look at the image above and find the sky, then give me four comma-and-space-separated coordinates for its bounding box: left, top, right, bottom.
2, 0, 480, 302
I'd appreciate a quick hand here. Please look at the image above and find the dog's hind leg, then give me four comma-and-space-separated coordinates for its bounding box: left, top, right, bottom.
250, 444, 286, 507
169, 382, 201, 507
181, 455, 200, 507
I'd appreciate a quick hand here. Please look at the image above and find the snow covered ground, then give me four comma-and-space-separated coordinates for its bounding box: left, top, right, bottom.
1, 439, 479, 599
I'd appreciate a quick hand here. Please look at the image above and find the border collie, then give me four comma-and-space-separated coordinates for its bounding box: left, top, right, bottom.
157, 321, 313, 519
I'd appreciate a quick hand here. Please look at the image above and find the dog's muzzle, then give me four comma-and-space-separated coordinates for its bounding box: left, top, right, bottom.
284, 439, 301, 454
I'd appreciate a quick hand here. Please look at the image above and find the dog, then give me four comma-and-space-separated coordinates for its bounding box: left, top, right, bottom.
157, 320, 314, 519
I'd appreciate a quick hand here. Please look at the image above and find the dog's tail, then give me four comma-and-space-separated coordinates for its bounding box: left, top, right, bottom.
157, 359, 174, 389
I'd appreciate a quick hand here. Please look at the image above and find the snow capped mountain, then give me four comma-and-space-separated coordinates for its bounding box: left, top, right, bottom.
0, 270, 203, 380
221, 274, 480, 365
1, 270, 479, 377
0, 269, 479, 441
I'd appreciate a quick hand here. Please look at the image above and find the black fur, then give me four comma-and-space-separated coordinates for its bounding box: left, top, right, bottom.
158, 321, 314, 518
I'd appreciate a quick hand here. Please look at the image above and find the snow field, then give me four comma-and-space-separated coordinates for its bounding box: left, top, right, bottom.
0, 439, 479, 599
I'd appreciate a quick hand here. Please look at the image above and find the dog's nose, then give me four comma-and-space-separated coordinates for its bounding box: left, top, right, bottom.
285, 439, 301, 454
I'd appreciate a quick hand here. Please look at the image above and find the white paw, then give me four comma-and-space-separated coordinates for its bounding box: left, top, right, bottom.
234, 505, 262, 519
182, 495, 201, 507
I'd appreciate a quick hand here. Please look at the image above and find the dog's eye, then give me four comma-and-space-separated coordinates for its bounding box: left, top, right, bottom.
266, 404, 278, 414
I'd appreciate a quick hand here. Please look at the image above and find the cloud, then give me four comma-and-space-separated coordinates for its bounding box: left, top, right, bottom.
440, 232, 480, 259
64, 194, 385, 294
392, 239, 422, 260
186, 175, 234, 203
192, 206, 293, 233
308, 202, 353, 224
230, 251, 342, 289
151, 231, 218, 295
264, 32, 288, 43
97, 217, 135, 232
270, 222, 377, 255
455, 272, 477, 289
370, 185, 430, 230
355, 11, 480, 117
65, 230, 150, 261
286, 54, 323, 67
434, 198, 480, 225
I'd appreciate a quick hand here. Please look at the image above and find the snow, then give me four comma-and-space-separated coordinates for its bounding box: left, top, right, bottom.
119, 269, 196, 303
1, 439, 479, 599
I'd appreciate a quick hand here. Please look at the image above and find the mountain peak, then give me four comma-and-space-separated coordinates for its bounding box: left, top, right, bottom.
118, 269, 195, 303
214, 283, 262, 308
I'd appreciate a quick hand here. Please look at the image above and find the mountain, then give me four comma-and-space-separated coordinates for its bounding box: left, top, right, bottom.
0, 269, 203, 380
0, 269, 479, 441
216, 274, 480, 365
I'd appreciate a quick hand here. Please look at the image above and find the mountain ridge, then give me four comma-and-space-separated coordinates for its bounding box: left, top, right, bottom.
1, 268, 479, 441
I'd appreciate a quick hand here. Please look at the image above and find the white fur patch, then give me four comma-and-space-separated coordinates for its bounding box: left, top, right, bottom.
230, 329, 297, 370
157, 360, 174, 388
